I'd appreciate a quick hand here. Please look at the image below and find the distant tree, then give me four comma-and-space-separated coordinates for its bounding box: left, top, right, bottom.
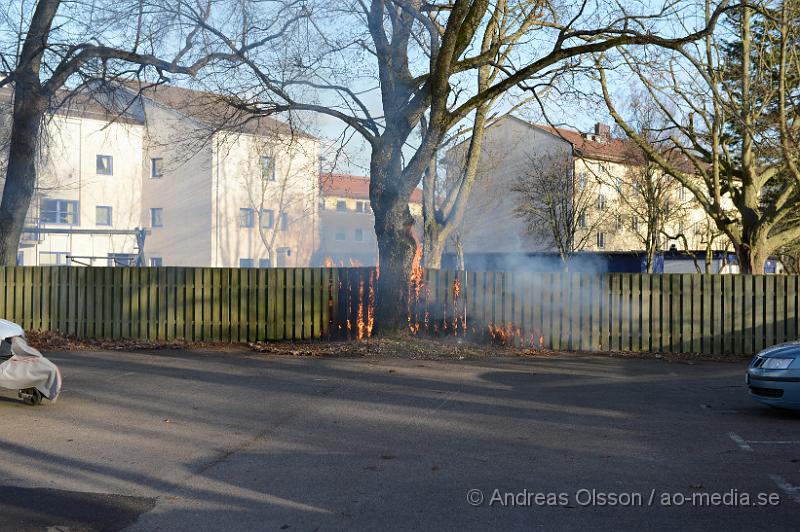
597, 0, 800, 273
512, 153, 610, 263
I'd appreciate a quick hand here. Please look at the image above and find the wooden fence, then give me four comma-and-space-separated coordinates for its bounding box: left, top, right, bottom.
0, 266, 796, 355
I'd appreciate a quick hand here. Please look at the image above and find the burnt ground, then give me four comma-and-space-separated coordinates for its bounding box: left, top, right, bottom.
0, 343, 798, 531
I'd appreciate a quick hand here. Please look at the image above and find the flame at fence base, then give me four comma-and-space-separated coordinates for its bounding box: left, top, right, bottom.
330, 250, 543, 349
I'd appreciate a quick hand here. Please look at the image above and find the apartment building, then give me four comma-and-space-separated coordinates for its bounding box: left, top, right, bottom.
316, 173, 422, 266
446, 115, 728, 265
0, 87, 145, 266
0, 82, 320, 267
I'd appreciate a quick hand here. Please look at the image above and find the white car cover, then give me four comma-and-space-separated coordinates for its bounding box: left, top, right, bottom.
0, 320, 61, 401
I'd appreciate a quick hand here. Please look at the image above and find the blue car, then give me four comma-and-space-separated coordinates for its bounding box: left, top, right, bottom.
747, 342, 800, 410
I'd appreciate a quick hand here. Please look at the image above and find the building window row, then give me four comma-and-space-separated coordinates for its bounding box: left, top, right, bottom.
239, 248, 291, 268
334, 229, 367, 242
239, 208, 288, 230
331, 199, 371, 213
97, 153, 281, 181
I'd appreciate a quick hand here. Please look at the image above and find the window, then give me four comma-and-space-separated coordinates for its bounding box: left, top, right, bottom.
260, 209, 274, 229
96, 154, 113, 175
615, 176, 624, 191
578, 212, 587, 229
280, 213, 288, 231
335, 231, 346, 241
150, 208, 163, 228
96, 205, 112, 226
678, 220, 685, 234
239, 258, 255, 268
259, 258, 271, 268
632, 217, 640, 231
356, 201, 370, 214
240, 208, 255, 228
276, 247, 291, 267
615, 215, 624, 230
596, 232, 606, 249
336, 200, 347, 212
149, 257, 163, 267
151, 158, 163, 178
261, 155, 275, 181
578, 172, 588, 189
108, 253, 136, 266
39, 251, 70, 265
355, 228, 364, 241
597, 194, 606, 210
678, 186, 687, 201
41, 199, 79, 225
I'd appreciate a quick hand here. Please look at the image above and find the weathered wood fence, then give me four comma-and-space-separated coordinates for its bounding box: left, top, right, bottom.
0, 266, 796, 355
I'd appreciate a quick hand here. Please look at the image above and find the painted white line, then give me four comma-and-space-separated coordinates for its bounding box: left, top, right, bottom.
748, 441, 800, 445
768, 474, 800, 504
728, 432, 753, 451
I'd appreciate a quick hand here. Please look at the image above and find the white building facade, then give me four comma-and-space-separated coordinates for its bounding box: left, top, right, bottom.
0, 83, 320, 267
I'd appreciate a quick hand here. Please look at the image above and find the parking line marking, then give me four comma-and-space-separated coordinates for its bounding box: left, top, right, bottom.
768, 474, 800, 504
106, 371, 135, 382
728, 432, 753, 451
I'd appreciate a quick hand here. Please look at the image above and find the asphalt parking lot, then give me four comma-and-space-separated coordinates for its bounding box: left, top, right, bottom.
0, 348, 798, 531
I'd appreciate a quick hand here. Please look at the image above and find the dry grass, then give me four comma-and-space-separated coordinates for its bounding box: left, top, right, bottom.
24, 330, 750, 363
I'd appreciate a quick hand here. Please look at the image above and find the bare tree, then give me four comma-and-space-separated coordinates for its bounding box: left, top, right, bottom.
0, 0, 303, 264
155, 0, 731, 331
597, 0, 800, 273
512, 153, 608, 262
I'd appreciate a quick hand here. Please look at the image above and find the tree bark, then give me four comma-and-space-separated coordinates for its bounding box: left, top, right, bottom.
371, 144, 418, 334
422, 228, 445, 269
0, 86, 46, 264
734, 239, 768, 274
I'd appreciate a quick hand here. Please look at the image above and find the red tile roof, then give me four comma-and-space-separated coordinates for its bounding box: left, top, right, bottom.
535, 124, 634, 164
321, 173, 423, 203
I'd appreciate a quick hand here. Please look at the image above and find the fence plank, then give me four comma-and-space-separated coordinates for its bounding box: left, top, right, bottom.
787, 276, 798, 343
754, 276, 765, 353
776, 275, 786, 345
681, 275, 692, 354
765, 275, 776, 348
621, 274, 631, 351
276, 268, 286, 340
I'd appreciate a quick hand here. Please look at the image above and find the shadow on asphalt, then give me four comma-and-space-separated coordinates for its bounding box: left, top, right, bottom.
0, 349, 797, 531
0, 486, 155, 532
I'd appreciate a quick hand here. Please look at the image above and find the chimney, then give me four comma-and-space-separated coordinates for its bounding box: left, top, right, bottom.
594, 123, 611, 138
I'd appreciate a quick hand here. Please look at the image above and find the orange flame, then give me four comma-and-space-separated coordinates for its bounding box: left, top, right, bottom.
407, 243, 424, 333
357, 280, 366, 340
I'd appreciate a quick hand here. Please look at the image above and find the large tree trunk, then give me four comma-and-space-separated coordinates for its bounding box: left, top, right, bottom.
0, 87, 45, 263
422, 226, 446, 269
371, 146, 418, 334
734, 239, 769, 274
